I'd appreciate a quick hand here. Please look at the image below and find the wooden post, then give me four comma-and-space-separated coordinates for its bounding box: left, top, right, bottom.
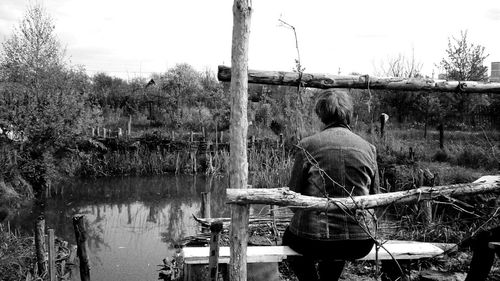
96, 127, 100, 137
419, 169, 434, 226
202, 127, 206, 141
215, 127, 219, 152
380, 113, 388, 139
48, 229, 56, 281
73, 216, 91, 281
190, 131, 194, 142
209, 221, 223, 281
118, 128, 123, 138
201, 192, 211, 218
438, 123, 444, 149
91, 127, 95, 137
103, 128, 107, 139
229, 1, 252, 280
128, 115, 132, 136
34, 216, 46, 275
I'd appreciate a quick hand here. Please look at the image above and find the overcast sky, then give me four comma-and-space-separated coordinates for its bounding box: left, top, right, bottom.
0, 0, 499, 80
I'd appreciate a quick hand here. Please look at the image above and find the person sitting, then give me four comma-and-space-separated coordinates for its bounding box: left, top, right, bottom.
283, 89, 380, 281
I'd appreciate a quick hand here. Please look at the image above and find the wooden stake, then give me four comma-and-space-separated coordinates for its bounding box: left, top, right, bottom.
48, 229, 56, 281
201, 192, 212, 219
34, 216, 46, 275
128, 115, 132, 136
209, 221, 223, 281
438, 123, 444, 149
73, 216, 91, 281
229, 1, 252, 280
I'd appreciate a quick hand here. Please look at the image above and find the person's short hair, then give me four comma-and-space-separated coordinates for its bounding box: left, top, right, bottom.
314, 89, 353, 125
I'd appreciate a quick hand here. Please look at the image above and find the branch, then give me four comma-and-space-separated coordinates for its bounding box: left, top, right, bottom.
226, 176, 500, 211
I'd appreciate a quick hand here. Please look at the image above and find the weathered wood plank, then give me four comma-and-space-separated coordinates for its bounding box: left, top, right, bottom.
226, 176, 500, 211
182, 241, 452, 264
218, 65, 500, 94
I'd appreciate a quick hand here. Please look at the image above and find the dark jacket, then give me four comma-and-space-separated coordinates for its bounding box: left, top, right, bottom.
288, 124, 379, 240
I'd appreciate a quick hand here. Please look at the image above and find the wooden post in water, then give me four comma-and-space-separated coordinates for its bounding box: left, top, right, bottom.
201, 192, 211, 219
209, 221, 223, 281
34, 216, 46, 275
47, 229, 56, 281
229, 1, 252, 280
73, 216, 91, 281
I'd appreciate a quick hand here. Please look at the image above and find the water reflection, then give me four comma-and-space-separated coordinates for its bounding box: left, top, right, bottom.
10, 175, 229, 281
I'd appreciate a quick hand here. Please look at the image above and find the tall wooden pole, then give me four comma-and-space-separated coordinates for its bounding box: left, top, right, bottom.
229, 1, 252, 281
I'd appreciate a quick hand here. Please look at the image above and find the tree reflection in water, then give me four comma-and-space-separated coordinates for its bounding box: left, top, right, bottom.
9, 175, 229, 281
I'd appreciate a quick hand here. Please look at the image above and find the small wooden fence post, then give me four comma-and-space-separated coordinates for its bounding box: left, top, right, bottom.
438, 123, 444, 149
201, 192, 211, 219
209, 221, 223, 281
35, 216, 46, 275
48, 229, 56, 281
73, 216, 91, 281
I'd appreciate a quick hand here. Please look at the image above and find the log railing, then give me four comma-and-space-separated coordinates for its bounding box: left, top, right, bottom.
218, 65, 500, 94
226, 176, 500, 210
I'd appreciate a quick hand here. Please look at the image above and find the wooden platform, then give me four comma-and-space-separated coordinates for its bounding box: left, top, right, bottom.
182, 240, 452, 264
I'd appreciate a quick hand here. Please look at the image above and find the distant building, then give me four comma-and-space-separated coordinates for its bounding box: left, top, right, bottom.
491, 62, 500, 82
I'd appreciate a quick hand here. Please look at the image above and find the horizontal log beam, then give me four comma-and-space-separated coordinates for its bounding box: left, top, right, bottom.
226, 176, 500, 211
218, 65, 500, 94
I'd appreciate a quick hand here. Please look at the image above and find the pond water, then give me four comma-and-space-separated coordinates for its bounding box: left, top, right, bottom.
10, 175, 239, 281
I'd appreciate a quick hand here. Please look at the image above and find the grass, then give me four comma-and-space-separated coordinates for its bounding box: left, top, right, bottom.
0, 230, 36, 280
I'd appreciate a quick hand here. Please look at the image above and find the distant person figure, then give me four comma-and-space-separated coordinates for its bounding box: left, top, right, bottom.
283, 89, 380, 281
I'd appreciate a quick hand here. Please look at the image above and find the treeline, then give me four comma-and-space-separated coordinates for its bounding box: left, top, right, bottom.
92, 67, 500, 142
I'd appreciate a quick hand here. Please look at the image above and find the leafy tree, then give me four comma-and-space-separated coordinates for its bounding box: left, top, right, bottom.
439, 31, 489, 81
0, 4, 100, 196
438, 30, 490, 125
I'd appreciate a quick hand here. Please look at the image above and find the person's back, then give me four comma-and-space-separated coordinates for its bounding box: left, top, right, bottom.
288, 125, 378, 241
283, 89, 379, 281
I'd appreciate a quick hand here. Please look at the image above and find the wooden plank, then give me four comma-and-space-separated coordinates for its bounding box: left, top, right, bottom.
218, 65, 500, 94
226, 176, 500, 211
182, 241, 450, 264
